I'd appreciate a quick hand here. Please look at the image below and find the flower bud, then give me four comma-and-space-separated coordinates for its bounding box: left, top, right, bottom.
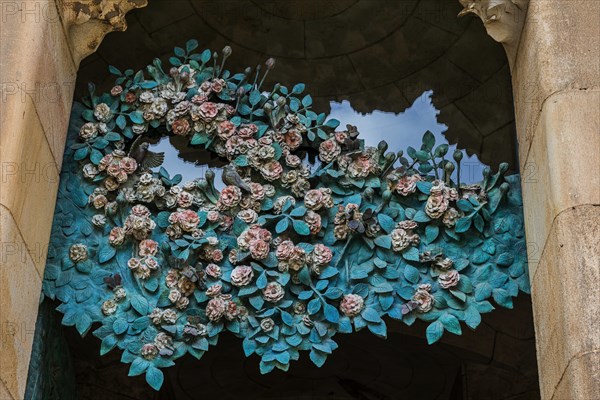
453, 149, 463, 162
265, 58, 276, 70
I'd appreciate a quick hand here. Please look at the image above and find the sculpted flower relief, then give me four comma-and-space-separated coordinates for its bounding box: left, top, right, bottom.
43, 40, 529, 390
438, 270, 460, 289
340, 294, 364, 317
230, 266, 254, 287
263, 282, 285, 303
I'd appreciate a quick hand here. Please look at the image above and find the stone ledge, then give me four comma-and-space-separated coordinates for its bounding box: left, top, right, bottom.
530, 205, 600, 400
520, 89, 600, 278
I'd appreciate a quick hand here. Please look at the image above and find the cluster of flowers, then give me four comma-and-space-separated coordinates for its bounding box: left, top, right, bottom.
135, 173, 168, 203
141, 332, 174, 360
391, 173, 422, 196
333, 203, 372, 240
92, 150, 138, 191
275, 241, 333, 274
236, 225, 272, 260
79, 121, 108, 142
421, 251, 461, 290
100, 276, 127, 317
425, 180, 459, 221
318, 128, 381, 179
304, 188, 334, 211
165, 265, 201, 310
123, 205, 156, 241
390, 220, 420, 252
127, 239, 160, 280
340, 294, 365, 317
166, 209, 200, 239
149, 307, 178, 325
217, 182, 270, 212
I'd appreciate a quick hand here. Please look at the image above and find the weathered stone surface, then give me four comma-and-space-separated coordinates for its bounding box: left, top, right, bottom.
512, 0, 600, 166
0, 380, 14, 400
551, 351, 600, 400
304, 0, 414, 58
438, 103, 484, 158
520, 90, 600, 278
455, 64, 514, 137
0, 0, 77, 167
0, 94, 60, 277
481, 122, 518, 170
531, 205, 600, 400
0, 208, 42, 400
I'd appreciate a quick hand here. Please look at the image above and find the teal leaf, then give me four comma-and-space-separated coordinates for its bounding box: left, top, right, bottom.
413, 210, 431, 223
324, 119, 340, 129
374, 235, 392, 249
496, 252, 514, 267
98, 245, 116, 263
455, 218, 471, 233
324, 303, 340, 323
403, 264, 420, 284
292, 220, 310, 236
377, 213, 395, 234
276, 218, 289, 234
425, 225, 439, 243
422, 130, 436, 151
90, 149, 103, 165
361, 308, 381, 323
129, 358, 150, 376
130, 294, 149, 315
145, 366, 164, 391
426, 321, 444, 344
402, 247, 420, 262
292, 83, 305, 94
440, 313, 462, 335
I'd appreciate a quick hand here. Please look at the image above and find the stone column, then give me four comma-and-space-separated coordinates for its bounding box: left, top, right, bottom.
459, 0, 600, 399
0, 1, 145, 399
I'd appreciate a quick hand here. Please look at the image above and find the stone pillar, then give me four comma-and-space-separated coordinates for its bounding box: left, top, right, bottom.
0, 1, 145, 398
459, 0, 600, 399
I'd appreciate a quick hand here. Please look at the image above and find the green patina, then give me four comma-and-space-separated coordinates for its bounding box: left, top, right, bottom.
38, 40, 529, 391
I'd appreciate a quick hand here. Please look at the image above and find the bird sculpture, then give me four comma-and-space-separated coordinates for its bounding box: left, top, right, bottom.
128, 136, 165, 170
221, 164, 252, 192
343, 124, 361, 152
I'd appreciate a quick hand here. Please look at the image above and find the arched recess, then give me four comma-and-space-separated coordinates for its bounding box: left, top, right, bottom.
24, 1, 540, 400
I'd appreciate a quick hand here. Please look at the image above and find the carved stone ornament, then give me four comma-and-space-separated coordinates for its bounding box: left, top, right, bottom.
58, 0, 148, 65
458, 0, 529, 69
42, 40, 530, 391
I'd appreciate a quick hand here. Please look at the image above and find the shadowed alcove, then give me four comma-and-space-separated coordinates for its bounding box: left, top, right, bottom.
55, 1, 537, 399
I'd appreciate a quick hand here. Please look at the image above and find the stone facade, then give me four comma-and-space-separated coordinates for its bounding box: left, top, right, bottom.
0, 0, 598, 399
0, 2, 144, 398
466, 0, 600, 398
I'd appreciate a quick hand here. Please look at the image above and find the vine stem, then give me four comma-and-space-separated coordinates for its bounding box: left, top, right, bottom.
333, 236, 353, 271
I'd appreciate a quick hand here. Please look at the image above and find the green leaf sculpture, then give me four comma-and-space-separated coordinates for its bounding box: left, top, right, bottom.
42, 39, 530, 390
